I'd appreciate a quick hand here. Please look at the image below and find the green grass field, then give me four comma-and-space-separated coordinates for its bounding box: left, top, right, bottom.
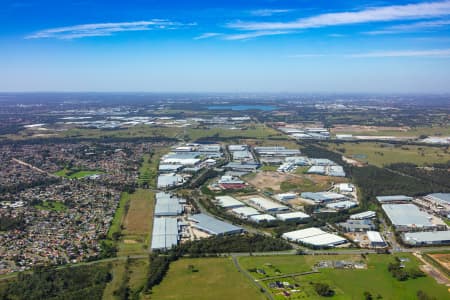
326, 142, 450, 167
150, 258, 266, 300
102, 189, 155, 300
34, 201, 67, 212
239, 254, 450, 300
260, 165, 278, 172
117, 189, 155, 256
138, 151, 164, 188
186, 124, 282, 141
107, 192, 130, 240
333, 125, 450, 138
54, 168, 103, 179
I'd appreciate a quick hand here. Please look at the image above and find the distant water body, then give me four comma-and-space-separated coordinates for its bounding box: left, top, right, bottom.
207, 105, 276, 111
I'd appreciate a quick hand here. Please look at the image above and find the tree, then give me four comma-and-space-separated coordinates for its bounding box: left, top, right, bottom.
313, 283, 334, 297
364, 291, 373, 300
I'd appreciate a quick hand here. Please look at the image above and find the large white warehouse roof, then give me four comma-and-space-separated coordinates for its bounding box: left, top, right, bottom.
215, 196, 245, 208
382, 204, 435, 228
282, 227, 346, 247
232, 206, 260, 218
276, 211, 310, 221
249, 197, 289, 212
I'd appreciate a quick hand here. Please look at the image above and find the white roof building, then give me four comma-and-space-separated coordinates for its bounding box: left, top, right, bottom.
215, 196, 245, 209
350, 211, 376, 220
275, 193, 297, 201
249, 197, 289, 212
157, 173, 184, 189
249, 214, 277, 223
232, 206, 260, 218
403, 231, 450, 245
161, 158, 201, 166
326, 200, 357, 210
151, 217, 179, 250
382, 204, 438, 231
282, 227, 346, 247
367, 231, 387, 248
338, 183, 354, 193
276, 211, 310, 221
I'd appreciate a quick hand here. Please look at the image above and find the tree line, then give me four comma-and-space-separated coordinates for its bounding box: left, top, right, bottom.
0, 265, 112, 300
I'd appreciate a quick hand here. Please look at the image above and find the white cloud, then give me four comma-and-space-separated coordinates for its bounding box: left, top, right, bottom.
288, 48, 450, 58
26, 20, 191, 39
329, 33, 346, 37
250, 9, 293, 17
364, 19, 450, 34
288, 54, 331, 58
228, 1, 450, 31
350, 48, 450, 57
221, 30, 292, 40
194, 32, 222, 40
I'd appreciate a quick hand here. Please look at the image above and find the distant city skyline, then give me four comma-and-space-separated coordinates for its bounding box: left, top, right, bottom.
2, 0, 450, 93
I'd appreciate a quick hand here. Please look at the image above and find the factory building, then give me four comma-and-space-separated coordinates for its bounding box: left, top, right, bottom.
154, 192, 184, 216
403, 231, 450, 246
301, 192, 347, 204
376, 195, 413, 203
326, 200, 357, 210
382, 204, 445, 232
274, 193, 297, 201
338, 219, 376, 232
215, 196, 245, 209
232, 207, 260, 219
282, 227, 347, 248
338, 183, 354, 193
276, 211, 310, 222
254, 146, 301, 157
188, 214, 243, 236
350, 211, 376, 220
367, 231, 387, 248
157, 173, 184, 189
249, 214, 277, 223
248, 197, 289, 212
151, 217, 179, 250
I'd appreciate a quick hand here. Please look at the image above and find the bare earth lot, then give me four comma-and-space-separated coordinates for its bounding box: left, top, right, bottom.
246, 171, 347, 193
429, 254, 450, 272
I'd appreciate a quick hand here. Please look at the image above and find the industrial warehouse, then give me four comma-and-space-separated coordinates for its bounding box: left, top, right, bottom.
214, 195, 245, 209
282, 227, 347, 248
157, 143, 224, 189
154, 192, 184, 216
403, 231, 450, 246
248, 197, 289, 212
151, 217, 179, 250
188, 213, 244, 236
382, 203, 447, 232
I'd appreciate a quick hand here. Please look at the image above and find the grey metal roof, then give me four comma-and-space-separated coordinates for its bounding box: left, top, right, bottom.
189, 213, 243, 235
151, 217, 179, 250
350, 211, 376, 220
376, 195, 413, 202
154, 192, 183, 216
382, 204, 434, 228
427, 193, 450, 203
225, 162, 259, 170
404, 231, 450, 244
157, 174, 183, 188
301, 192, 346, 203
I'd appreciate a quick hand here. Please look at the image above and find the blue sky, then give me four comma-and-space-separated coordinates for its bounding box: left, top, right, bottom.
2, 0, 450, 93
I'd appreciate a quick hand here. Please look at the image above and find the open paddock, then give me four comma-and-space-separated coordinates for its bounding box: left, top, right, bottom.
240, 253, 450, 300
150, 258, 266, 300
326, 142, 450, 167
